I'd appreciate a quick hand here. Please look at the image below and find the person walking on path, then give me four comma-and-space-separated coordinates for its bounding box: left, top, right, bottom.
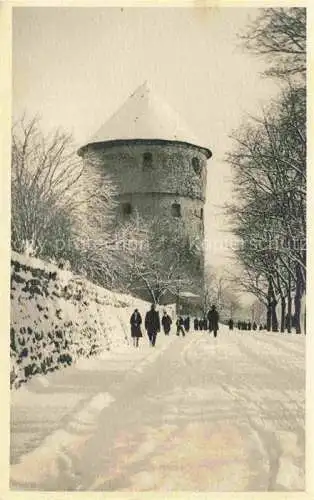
176, 317, 186, 336
130, 309, 143, 348
203, 316, 208, 331
145, 304, 161, 347
184, 316, 190, 333
207, 305, 219, 338
194, 317, 199, 331
162, 310, 172, 335
228, 318, 234, 331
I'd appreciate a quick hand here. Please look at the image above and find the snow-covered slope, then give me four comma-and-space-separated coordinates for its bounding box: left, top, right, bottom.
10, 251, 161, 389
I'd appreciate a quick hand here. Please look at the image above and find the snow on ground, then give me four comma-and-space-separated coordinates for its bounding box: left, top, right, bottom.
11, 250, 175, 388
10, 325, 305, 492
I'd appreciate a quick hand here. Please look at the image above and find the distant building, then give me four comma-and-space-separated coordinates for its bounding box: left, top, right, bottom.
78, 82, 212, 302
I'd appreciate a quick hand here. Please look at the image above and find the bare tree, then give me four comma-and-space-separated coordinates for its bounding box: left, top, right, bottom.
225, 84, 305, 333
241, 7, 306, 79
11, 115, 121, 288
12, 115, 82, 257
119, 214, 199, 305
204, 266, 241, 320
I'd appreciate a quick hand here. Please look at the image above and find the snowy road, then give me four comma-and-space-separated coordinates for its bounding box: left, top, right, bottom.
10, 327, 305, 491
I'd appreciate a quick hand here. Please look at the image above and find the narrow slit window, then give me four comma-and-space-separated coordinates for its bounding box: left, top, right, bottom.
171, 203, 181, 217
122, 202, 132, 215
143, 152, 153, 169
192, 157, 202, 176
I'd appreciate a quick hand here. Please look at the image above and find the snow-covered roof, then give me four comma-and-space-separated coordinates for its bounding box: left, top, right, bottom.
79, 81, 211, 156
180, 291, 200, 298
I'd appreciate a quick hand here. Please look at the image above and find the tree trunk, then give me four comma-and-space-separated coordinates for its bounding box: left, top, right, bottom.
276, 274, 286, 334
271, 300, 279, 332
287, 291, 292, 333
294, 263, 304, 334
294, 293, 301, 334
280, 296, 286, 333
301, 291, 306, 335
176, 289, 180, 316
266, 282, 272, 331
266, 307, 271, 331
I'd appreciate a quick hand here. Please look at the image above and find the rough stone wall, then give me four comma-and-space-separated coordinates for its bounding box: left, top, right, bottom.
118, 192, 204, 239
83, 142, 208, 201
82, 140, 207, 245
10, 252, 162, 390
81, 140, 208, 304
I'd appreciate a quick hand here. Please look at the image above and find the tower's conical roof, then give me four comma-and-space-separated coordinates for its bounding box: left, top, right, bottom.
79, 82, 211, 157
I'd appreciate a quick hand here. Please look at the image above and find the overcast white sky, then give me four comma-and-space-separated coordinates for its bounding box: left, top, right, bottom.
13, 6, 281, 275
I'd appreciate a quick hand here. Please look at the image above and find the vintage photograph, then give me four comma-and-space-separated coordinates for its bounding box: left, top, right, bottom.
10, 6, 306, 491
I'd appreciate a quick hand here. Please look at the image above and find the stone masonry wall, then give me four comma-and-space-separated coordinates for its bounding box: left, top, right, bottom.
118, 192, 204, 240
81, 140, 208, 303
10, 252, 164, 390
83, 141, 208, 201
82, 140, 207, 250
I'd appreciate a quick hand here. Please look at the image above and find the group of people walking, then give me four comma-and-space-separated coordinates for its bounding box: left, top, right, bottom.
130, 304, 220, 347
130, 304, 170, 348
228, 319, 266, 331
192, 305, 220, 337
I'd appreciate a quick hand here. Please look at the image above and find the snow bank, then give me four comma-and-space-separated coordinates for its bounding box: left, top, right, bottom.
10, 251, 170, 389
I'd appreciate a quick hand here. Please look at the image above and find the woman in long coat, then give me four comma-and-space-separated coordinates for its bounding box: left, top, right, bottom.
162, 311, 172, 335
130, 309, 143, 347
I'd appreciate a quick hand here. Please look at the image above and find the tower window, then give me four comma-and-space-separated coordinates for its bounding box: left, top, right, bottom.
121, 202, 132, 215
192, 157, 202, 176
143, 152, 153, 169
171, 203, 181, 217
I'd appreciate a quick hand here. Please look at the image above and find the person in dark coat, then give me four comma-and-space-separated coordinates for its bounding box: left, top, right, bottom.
207, 305, 219, 337
184, 316, 190, 333
203, 316, 208, 331
253, 321, 257, 331
145, 304, 161, 347
237, 320, 241, 330
199, 318, 203, 331
130, 309, 143, 347
176, 317, 185, 336
162, 310, 172, 335
194, 317, 199, 331
247, 321, 252, 330
259, 324, 263, 331
228, 319, 234, 331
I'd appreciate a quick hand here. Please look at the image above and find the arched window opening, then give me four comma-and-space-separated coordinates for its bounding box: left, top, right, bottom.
171, 203, 181, 218
192, 157, 202, 176
143, 152, 153, 170
121, 202, 132, 215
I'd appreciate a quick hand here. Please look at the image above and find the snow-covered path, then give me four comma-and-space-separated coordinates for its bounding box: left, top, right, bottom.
10, 327, 305, 491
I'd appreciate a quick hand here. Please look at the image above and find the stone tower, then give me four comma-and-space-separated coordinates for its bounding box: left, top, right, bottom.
78, 82, 212, 305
